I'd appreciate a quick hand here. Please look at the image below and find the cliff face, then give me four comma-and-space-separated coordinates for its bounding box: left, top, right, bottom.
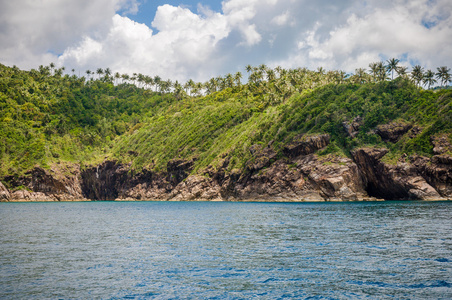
2, 164, 85, 201
1, 134, 451, 202
351, 148, 445, 200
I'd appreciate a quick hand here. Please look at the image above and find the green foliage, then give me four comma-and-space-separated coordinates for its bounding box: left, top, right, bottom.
0, 63, 451, 177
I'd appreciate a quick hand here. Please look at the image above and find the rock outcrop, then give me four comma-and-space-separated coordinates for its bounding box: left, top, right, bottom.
351, 148, 447, 200
343, 116, 363, 138
2, 164, 85, 201
432, 134, 452, 155
2, 134, 451, 202
283, 134, 330, 157
0, 181, 10, 201
375, 122, 413, 142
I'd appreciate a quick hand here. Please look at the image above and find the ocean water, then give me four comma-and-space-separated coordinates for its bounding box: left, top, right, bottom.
0, 201, 451, 299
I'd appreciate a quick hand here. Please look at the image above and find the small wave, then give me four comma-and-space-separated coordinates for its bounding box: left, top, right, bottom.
408, 280, 452, 289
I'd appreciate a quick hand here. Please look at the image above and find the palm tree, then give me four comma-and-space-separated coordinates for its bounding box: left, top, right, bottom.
396, 66, 408, 78
137, 73, 145, 88
411, 65, 424, 87
114, 72, 121, 84
204, 78, 216, 94
173, 80, 185, 99
258, 64, 267, 73
160, 79, 172, 93
423, 70, 436, 89
144, 75, 153, 90
353, 68, 367, 84
225, 73, 234, 88
184, 79, 194, 95
266, 69, 276, 82
317, 67, 325, 75
386, 58, 400, 80
49, 62, 55, 75
376, 61, 388, 82
121, 73, 130, 84
234, 72, 242, 87
335, 70, 347, 84
85, 70, 92, 80
154, 76, 162, 92
368, 62, 379, 82
96, 68, 104, 79
54, 67, 64, 77
104, 68, 111, 81
436, 66, 451, 88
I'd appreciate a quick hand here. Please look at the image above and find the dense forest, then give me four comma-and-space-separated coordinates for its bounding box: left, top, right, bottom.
0, 61, 451, 178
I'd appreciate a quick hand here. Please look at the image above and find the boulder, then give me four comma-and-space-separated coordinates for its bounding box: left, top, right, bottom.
376, 122, 412, 142
283, 134, 330, 157
0, 181, 10, 201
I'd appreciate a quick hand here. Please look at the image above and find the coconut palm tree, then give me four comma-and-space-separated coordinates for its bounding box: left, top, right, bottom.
225, 73, 234, 88
396, 66, 408, 78
386, 58, 400, 80
137, 73, 145, 88
376, 62, 388, 82
368, 62, 379, 82
114, 72, 121, 84
234, 72, 242, 87
353, 68, 368, 84
49, 62, 55, 75
96, 68, 104, 80
245, 64, 253, 74
104, 68, 111, 81
160, 79, 172, 93
265, 69, 276, 82
153, 76, 162, 92
423, 70, 436, 89
411, 65, 424, 87
436, 66, 451, 88
144, 75, 153, 90
173, 80, 185, 99
85, 70, 92, 81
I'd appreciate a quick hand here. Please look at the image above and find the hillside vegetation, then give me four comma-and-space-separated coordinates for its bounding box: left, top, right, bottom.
0, 63, 451, 177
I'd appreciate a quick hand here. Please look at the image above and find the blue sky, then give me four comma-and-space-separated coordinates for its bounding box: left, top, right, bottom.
0, 0, 451, 82
124, 0, 223, 28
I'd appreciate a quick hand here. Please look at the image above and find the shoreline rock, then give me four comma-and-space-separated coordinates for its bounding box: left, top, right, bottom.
1, 134, 451, 203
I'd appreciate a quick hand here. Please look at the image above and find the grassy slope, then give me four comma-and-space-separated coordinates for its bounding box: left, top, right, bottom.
1, 63, 451, 177
112, 79, 452, 172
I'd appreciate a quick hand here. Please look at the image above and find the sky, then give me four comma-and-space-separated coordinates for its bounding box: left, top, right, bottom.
1, 0, 451, 82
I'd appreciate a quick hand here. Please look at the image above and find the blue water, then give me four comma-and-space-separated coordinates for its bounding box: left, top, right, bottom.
0, 201, 451, 299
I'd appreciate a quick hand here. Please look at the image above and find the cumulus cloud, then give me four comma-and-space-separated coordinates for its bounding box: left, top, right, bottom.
1, 0, 451, 82
0, 0, 138, 68
274, 0, 452, 72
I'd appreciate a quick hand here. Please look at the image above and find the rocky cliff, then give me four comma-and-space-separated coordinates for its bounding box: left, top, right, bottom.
1, 133, 451, 202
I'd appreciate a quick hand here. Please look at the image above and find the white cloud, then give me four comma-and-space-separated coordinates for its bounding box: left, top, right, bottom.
59, 6, 230, 81
0, 0, 138, 68
271, 0, 452, 72
1, 0, 451, 82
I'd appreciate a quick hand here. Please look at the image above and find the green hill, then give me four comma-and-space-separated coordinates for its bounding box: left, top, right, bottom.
0, 63, 451, 178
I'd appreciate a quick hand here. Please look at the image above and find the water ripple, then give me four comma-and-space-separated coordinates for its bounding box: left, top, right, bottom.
0, 201, 451, 299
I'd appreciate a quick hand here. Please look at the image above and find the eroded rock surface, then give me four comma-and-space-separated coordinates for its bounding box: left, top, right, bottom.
351, 148, 447, 200
343, 116, 363, 138
0, 181, 10, 201
375, 122, 412, 142
2, 134, 451, 202
283, 134, 330, 157
2, 164, 85, 201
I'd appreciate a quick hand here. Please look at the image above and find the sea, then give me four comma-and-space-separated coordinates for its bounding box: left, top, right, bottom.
0, 201, 451, 299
